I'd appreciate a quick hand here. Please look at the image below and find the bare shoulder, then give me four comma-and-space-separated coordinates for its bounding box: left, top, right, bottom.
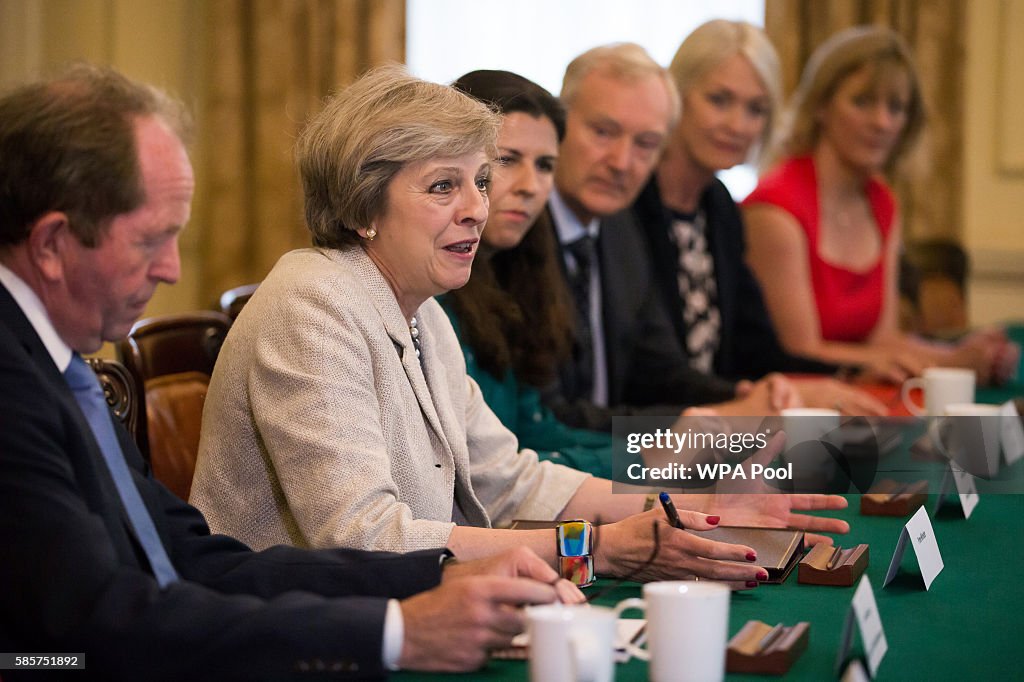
742, 204, 806, 257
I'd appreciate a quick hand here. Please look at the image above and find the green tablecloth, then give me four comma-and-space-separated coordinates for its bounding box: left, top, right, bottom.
399, 384, 1023, 680
400, 492, 1022, 681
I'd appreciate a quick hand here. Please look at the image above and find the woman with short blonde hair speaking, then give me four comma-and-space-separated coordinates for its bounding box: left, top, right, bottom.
192, 66, 848, 588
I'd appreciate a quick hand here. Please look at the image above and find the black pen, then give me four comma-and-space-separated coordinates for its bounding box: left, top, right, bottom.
659, 492, 684, 530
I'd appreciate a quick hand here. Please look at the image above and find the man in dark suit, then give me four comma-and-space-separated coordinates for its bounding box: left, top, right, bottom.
544, 44, 796, 431
0, 64, 574, 681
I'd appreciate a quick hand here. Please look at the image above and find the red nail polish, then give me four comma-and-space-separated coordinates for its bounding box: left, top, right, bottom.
706, 515, 720, 525
746, 552, 757, 562
746, 580, 759, 588
757, 571, 769, 581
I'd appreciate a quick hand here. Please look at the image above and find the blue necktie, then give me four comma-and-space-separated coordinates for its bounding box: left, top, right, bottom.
64, 353, 179, 588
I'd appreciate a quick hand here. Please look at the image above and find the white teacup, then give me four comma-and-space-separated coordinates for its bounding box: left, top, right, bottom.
930, 402, 1003, 478
526, 604, 617, 682
781, 408, 841, 449
901, 367, 976, 417
780, 408, 842, 491
614, 581, 730, 682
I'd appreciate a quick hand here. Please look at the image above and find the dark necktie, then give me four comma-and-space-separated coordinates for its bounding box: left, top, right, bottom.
64, 353, 179, 588
566, 235, 597, 400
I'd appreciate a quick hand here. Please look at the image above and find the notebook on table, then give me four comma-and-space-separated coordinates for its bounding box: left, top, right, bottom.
697, 526, 804, 584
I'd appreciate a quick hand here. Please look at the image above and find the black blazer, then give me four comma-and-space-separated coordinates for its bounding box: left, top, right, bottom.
544, 206, 736, 431
634, 178, 838, 380
0, 283, 445, 681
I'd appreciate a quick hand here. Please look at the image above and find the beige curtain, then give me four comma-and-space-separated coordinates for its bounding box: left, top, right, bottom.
764, 0, 966, 241
197, 0, 405, 305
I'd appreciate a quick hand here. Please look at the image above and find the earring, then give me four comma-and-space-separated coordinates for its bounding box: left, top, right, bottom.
365, 227, 377, 241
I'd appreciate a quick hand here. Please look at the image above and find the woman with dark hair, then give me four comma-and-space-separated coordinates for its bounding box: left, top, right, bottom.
445, 70, 612, 476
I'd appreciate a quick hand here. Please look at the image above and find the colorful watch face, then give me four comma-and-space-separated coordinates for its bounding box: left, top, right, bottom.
560, 555, 596, 587
557, 520, 593, 557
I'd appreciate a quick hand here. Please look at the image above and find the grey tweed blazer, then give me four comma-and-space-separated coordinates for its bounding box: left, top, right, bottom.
190, 247, 588, 552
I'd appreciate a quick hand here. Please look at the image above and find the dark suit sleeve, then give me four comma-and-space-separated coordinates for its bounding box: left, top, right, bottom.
603, 210, 736, 410
621, 294, 738, 407
153, 455, 442, 601
544, 297, 735, 433
0, 336, 442, 681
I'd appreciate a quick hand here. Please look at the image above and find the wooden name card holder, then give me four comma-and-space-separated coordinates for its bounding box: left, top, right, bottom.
798, 543, 868, 587
727, 620, 810, 675
860, 479, 928, 516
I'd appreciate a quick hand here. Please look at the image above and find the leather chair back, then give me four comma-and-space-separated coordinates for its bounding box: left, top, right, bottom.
118, 312, 231, 500
120, 312, 231, 381
218, 283, 259, 321
87, 357, 146, 456
143, 372, 209, 500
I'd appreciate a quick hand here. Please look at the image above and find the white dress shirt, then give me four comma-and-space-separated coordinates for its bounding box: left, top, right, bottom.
0, 262, 72, 372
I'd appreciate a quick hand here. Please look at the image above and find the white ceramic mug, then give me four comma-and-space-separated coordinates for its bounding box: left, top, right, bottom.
930, 402, 1003, 478
901, 367, 976, 417
779, 408, 842, 491
526, 604, 617, 682
614, 581, 730, 682
781, 408, 841, 449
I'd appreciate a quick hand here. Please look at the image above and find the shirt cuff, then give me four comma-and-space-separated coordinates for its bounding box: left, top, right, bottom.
382, 598, 403, 671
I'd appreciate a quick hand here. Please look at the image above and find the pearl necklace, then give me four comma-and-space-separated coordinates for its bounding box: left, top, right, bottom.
409, 316, 422, 360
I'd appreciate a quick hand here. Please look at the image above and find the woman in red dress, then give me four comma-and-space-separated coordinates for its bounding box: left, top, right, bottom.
744, 26, 1013, 385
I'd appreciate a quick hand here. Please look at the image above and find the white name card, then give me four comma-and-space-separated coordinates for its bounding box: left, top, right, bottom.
1001, 401, 1024, 465
840, 658, 871, 682
852, 576, 888, 676
934, 463, 981, 519
884, 506, 944, 590
952, 466, 980, 519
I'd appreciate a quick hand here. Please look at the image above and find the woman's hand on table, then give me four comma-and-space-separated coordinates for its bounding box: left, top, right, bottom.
594, 508, 768, 589
675, 433, 850, 548
720, 373, 803, 415
695, 492, 849, 547
795, 377, 889, 416
857, 351, 925, 385
947, 327, 1019, 386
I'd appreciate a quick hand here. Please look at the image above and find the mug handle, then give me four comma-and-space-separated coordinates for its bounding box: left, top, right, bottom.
613, 597, 649, 661
901, 378, 927, 416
